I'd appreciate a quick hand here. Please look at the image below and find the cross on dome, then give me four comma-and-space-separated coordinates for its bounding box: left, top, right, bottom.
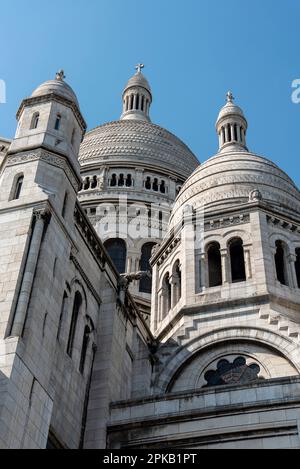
135, 63, 144, 74
56, 69, 66, 81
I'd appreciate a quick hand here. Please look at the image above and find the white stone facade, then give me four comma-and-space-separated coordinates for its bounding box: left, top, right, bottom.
0, 70, 300, 449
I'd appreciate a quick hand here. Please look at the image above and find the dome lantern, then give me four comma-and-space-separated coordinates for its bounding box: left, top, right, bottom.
216, 91, 248, 153
120, 64, 152, 122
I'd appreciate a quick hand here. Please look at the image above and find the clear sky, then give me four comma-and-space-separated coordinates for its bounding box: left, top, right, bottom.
0, 0, 299, 184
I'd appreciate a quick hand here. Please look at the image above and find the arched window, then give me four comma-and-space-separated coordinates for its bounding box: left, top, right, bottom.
83, 177, 90, 190
153, 178, 159, 192
295, 248, 300, 288
275, 240, 288, 285
203, 357, 261, 388
91, 176, 97, 189
160, 181, 166, 194
67, 291, 82, 357
136, 94, 140, 110
110, 174, 117, 187
30, 112, 40, 130
207, 242, 222, 287
141, 95, 145, 111
172, 260, 182, 305
126, 174, 132, 187
229, 238, 246, 283
118, 174, 125, 187
139, 243, 156, 293
13, 175, 24, 200
104, 239, 127, 273
145, 177, 151, 190
54, 114, 61, 130
165, 274, 172, 312
79, 325, 91, 374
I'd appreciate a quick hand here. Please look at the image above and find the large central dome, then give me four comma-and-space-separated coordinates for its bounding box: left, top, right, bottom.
79, 119, 199, 177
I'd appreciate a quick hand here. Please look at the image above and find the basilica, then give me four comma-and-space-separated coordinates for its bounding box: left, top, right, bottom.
0, 66, 300, 449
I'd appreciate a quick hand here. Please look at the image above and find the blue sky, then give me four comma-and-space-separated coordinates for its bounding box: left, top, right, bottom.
1, 0, 299, 184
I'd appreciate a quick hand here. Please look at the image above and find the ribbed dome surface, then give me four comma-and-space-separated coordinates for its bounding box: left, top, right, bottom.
124, 72, 151, 94
217, 101, 245, 122
170, 151, 300, 226
79, 120, 199, 176
31, 79, 79, 107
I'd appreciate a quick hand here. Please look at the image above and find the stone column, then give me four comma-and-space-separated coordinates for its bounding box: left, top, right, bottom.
287, 253, 298, 289
237, 125, 241, 143
220, 248, 229, 284
169, 177, 176, 199
199, 252, 207, 289
127, 256, 132, 273
221, 127, 225, 146
244, 245, 252, 280
11, 210, 47, 336
135, 168, 144, 190
98, 166, 107, 191
241, 128, 245, 145
270, 246, 278, 283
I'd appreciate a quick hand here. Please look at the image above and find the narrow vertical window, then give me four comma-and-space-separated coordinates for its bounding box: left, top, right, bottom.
153, 178, 159, 192
145, 177, 151, 189
83, 177, 90, 190
139, 243, 156, 293
62, 192, 68, 218
110, 174, 117, 187
118, 174, 125, 187
79, 325, 91, 374
91, 176, 97, 189
229, 238, 246, 283
13, 175, 24, 200
104, 239, 127, 274
234, 124, 238, 141
30, 112, 40, 130
207, 242, 222, 287
228, 124, 232, 142
67, 291, 82, 357
275, 240, 287, 285
54, 114, 61, 131
126, 174, 132, 187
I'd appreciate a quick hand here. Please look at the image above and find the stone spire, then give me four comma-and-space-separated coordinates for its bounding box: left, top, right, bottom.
216, 92, 248, 152
120, 65, 152, 121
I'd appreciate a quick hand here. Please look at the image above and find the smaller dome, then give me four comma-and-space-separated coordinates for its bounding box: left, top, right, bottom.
31, 70, 79, 107
123, 66, 151, 96
217, 92, 245, 123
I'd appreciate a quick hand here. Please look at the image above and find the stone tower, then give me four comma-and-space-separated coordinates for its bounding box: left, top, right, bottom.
107, 94, 300, 449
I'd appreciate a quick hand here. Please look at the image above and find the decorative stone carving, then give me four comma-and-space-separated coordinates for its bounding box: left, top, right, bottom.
249, 188, 262, 202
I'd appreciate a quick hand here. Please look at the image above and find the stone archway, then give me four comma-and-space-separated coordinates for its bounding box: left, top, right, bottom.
153, 326, 300, 394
